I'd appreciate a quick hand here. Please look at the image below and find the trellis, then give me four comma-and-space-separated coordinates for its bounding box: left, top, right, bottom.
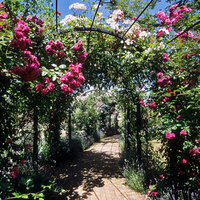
55, 0, 200, 47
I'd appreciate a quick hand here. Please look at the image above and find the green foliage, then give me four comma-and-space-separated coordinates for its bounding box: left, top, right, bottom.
0, 167, 63, 200
120, 148, 148, 194
73, 93, 100, 136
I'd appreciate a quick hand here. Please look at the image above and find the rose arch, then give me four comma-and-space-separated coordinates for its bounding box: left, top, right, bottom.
0, 0, 200, 199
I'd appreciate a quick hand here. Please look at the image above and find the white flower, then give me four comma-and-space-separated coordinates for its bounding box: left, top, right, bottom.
60, 15, 88, 26
159, 42, 165, 49
144, 47, 152, 54
125, 23, 140, 35
153, 42, 165, 50
110, 9, 123, 20
125, 39, 133, 45
110, 22, 123, 32
112, 9, 123, 16
125, 51, 132, 60
95, 12, 103, 21
93, 4, 101, 9
60, 14, 79, 25
159, 28, 169, 35
171, 46, 177, 51
123, 19, 132, 25
106, 17, 115, 25
69, 3, 86, 11
139, 31, 151, 39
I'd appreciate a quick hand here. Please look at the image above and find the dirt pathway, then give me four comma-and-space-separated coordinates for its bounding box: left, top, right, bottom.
42, 135, 148, 200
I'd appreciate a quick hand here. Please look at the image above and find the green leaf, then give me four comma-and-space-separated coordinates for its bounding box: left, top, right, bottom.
42, 71, 47, 76
51, 64, 57, 68
20, 194, 29, 199
59, 64, 66, 69
52, 75, 57, 81
12, 192, 20, 197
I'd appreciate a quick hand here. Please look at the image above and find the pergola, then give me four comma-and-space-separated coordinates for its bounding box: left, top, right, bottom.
55, 0, 200, 48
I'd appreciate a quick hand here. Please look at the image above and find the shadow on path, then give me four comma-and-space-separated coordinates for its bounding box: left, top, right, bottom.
41, 135, 123, 199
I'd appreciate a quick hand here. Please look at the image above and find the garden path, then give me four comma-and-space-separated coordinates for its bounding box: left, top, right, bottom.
42, 135, 148, 200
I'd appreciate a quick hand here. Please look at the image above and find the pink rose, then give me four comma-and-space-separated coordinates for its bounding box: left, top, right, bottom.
42, 88, 48, 95
180, 130, 187, 136
25, 144, 31, 150
151, 191, 157, 196
20, 160, 26, 165
176, 115, 181, 119
159, 174, 164, 178
189, 172, 195, 177
165, 132, 175, 140
163, 53, 170, 61
181, 158, 187, 164
57, 51, 65, 58
35, 83, 43, 91
47, 83, 55, 91
77, 75, 85, 84
179, 171, 184, 176
6, 138, 13, 143
157, 72, 163, 78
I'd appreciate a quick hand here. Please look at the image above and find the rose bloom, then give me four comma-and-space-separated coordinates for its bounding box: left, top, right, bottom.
163, 53, 170, 61
181, 158, 187, 164
191, 52, 196, 56
189, 172, 195, 177
11, 167, 19, 178
179, 171, 184, 176
151, 191, 158, 196
157, 72, 163, 78
12, 167, 18, 172
57, 51, 65, 58
20, 160, 26, 165
176, 115, 181, 119
159, 174, 164, 178
77, 74, 85, 83
195, 147, 200, 154
42, 88, 48, 95
35, 83, 43, 91
165, 132, 175, 140
167, 88, 171, 93
10, 173, 17, 178
47, 83, 55, 91
44, 77, 50, 84
189, 149, 196, 156
6, 138, 13, 143
180, 130, 187, 136
38, 28, 43, 34
25, 144, 31, 150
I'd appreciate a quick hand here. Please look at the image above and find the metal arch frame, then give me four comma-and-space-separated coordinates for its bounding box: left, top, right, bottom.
63, 27, 140, 51
87, 0, 103, 51
55, 0, 199, 49
66, 27, 124, 40
122, 0, 156, 38
56, 0, 58, 32
167, 20, 200, 43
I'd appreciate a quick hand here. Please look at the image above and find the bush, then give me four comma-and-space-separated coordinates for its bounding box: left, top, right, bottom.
122, 157, 147, 194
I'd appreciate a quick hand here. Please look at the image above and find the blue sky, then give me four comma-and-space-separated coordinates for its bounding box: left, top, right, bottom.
54, 0, 170, 20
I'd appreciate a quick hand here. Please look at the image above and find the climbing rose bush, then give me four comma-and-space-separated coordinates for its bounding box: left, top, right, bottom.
143, 4, 200, 198
0, 2, 88, 195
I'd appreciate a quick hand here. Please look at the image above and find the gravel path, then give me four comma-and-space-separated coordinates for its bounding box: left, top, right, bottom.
42, 135, 148, 200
